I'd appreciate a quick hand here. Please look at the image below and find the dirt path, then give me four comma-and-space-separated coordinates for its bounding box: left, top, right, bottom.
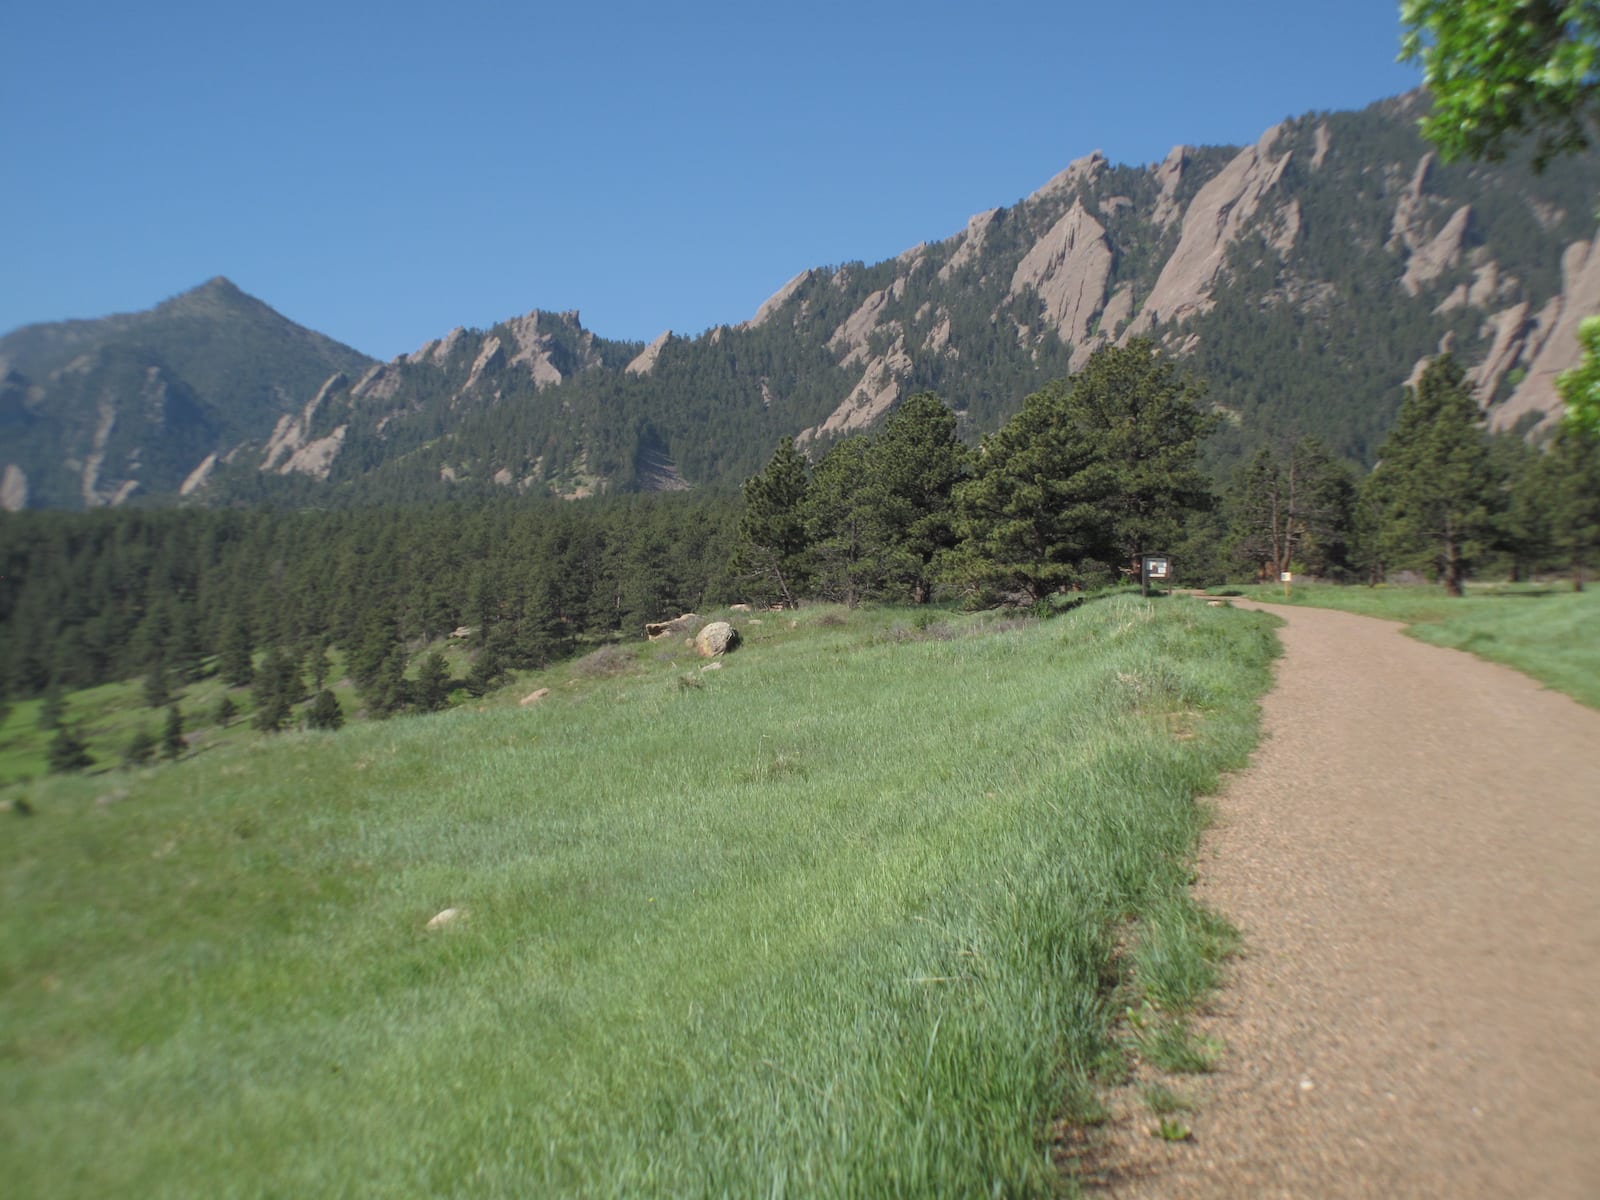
1098, 601, 1600, 1198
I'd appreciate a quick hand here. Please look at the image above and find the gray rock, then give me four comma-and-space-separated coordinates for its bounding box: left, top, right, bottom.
695, 621, 741, 658
645, 613, 699, 640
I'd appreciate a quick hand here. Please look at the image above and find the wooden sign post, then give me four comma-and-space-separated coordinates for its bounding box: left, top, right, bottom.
1142, 555, 1171, 597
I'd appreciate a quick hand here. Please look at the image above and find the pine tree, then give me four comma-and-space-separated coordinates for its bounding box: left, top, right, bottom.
214, 694, 237, 728
871, 392, 967, 603
219, 614, 254, 687
1367, 356, 1500, 595
1545, 422, 1600, 589
143, 662, 172, 709
47, 724, 94, 774
364, 645, 410, 718
252, 648, 296, 733
1068, 340, 1217, 580
123, 727, 157, 768
733, 437, 811, 608
949, 380, 1109, 601
37, 682, 65, 731
162, 705, 184, 761
414, 652, 452, 713
464, 642, 505, 697
803, 436, 894, 606
305, 689, 344, 731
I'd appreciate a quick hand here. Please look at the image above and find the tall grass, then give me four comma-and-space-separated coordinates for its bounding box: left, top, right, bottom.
1, 598, 1276, 1197
1237, 582, 1600, 709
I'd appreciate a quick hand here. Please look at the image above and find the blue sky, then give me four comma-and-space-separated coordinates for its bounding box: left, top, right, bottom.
2, 1, 1420, 360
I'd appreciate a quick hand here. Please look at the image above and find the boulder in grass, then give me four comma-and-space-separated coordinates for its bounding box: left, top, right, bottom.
520, 687, 551, 706
695, 621, 741, 658
426, 907, 463, 930
645, 613, 700, 640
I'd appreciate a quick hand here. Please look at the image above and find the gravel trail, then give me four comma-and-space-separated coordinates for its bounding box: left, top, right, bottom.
1098, 600, 1600, 1198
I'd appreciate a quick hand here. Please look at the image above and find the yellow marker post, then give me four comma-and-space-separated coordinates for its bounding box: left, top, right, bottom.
1281, 569, 1293, 598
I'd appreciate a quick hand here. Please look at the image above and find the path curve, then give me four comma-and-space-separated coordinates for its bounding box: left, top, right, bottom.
1101, 600, 1600, 1198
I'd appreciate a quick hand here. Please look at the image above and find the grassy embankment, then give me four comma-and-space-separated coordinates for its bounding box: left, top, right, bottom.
2, 597, 1277, 1197
1232, 581, 1600, 709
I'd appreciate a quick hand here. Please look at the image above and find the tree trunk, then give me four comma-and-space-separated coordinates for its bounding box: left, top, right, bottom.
1444, 537, 1465, 597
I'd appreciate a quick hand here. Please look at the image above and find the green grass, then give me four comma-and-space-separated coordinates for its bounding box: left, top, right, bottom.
1, 598, 1277, 1197
1235, 582, 1600, 709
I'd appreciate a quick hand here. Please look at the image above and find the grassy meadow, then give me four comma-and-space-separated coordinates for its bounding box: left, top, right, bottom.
2, 597, 1277, 1197
1233, 581, 1600, 709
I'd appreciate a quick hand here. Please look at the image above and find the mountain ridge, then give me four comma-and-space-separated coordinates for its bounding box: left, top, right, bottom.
5, 90, 1599, 511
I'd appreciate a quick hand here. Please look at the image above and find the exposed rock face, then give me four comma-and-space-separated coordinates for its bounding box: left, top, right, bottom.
1400, 205, 1472, 296
1027, 150, 1108, 203
79, 399, 119, 507
1388, 154, 1435, 254
351, 362, 403, 402
645, 613, 699, 640
1496, 233, 1600, 432
1468, 302, 1531, 401
262, 373, 346, 472
799, 336, 914, 444
1127, 123, 1292, 335
1311, 122, 1332, 169
503, 313, 576, 388
1100, 284, 1135, 339
179, 452, 218, 497
747, 270, 815, 328
828, 282, 903, 367
1008, 199, 1112, 364
1269, 199, 1302, 256
695, 621, 741, 657
465, 337, 505, 391
281, 426, 347, 480
625, 330, 672, 376
0, 464, 27, 511
1150, 145, 1189, 228
939, 209, 1001, 281
405, 328, 459, 365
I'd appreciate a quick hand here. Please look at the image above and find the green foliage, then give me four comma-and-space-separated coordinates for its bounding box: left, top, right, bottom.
142, 663, 171, 710
218, 616, 254, 688
251, 647, 301, 733
951, 342, 1214, 599
1544, 421, 1600, 585
1400, 0, 1600, 168
1365, 356, 1501, 594
36, 685, 64, 732
305, 688, 344, 731
870, 392, 968, 602
950, 380, 1111, 601
1069, 339, 1217, 572
214, 694, 237, 729
122, 727, 156, 768
802, 436, 890, 606
1558, 314, 1600, 436
162, 705, 184, 761
733, 437, 811, 608
413, 652, 452, 713
1227, 436, 1357, 580
46, 724, 93, 774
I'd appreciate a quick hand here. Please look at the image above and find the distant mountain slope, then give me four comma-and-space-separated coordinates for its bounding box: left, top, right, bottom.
7, 91, 1599, 511
0, 278, 373, 508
